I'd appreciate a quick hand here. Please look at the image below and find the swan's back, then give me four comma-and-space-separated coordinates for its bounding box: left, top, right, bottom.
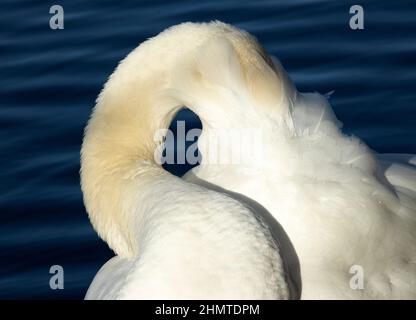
84, 175, 292, 299
189, 84, 416, 299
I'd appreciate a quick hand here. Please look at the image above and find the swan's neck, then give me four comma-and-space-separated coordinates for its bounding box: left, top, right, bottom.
80, 22, 294, 258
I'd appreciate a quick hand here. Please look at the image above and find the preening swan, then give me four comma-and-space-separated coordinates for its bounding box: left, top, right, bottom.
81, 21, 416, 299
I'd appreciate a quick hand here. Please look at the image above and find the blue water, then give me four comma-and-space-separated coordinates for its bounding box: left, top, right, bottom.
1, 0, 415, 299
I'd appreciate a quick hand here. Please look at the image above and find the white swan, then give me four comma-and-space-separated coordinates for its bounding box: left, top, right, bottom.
81, 21, 416, 299
81, 21, 296, 300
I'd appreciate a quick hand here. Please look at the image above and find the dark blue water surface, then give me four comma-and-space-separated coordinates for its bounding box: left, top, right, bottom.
1, 0, 415, 299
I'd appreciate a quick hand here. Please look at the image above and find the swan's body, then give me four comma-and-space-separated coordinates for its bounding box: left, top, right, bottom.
81, 22, 416, 299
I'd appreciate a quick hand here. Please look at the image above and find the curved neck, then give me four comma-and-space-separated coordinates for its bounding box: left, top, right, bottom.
81, 67, 182, 257
80, 22, 292, 258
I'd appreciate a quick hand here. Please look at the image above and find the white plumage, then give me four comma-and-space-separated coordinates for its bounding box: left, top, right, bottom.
81, 21, 416, 299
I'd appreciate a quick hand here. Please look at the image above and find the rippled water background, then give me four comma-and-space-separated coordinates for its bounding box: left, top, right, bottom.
1, 0, 415, 299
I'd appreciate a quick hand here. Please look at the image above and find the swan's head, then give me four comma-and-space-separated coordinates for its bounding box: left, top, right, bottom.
165, 22, 298, 129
